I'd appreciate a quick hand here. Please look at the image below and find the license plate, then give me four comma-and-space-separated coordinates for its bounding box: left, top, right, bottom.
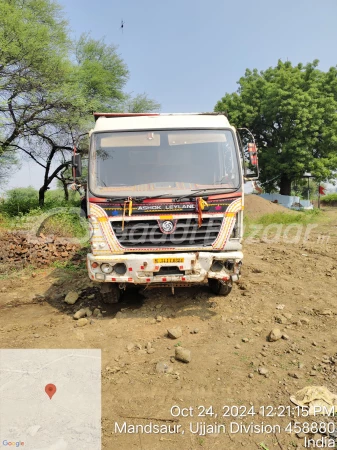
153, 258, 184, 264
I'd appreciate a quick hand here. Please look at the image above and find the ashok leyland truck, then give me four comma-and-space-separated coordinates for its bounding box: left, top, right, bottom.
74, 112, 258, 303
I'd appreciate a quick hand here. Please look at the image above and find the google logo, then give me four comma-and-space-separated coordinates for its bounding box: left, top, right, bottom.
2, 441, 24, 447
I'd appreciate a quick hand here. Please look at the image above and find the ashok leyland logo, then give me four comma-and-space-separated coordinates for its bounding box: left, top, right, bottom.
158, 219, 177, 234
162, 221, 174, 232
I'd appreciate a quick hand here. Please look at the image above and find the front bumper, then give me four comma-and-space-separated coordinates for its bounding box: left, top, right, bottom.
87, 251, 243, 285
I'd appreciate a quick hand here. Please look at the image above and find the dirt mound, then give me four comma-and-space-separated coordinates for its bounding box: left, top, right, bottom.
244, 194, 294, 219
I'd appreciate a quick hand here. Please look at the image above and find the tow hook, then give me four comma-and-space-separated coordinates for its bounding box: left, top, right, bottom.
119, 283, 126, 290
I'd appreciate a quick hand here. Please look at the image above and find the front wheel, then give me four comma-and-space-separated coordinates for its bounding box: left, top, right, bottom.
100, 283, 121, 304
208, 279, 232, 296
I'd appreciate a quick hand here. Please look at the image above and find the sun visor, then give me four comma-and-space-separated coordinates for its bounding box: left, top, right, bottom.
168, 132, 227, 145
100, 132, 160, 147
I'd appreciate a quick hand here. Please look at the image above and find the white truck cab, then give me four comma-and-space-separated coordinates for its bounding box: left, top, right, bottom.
82, 112, 258, 303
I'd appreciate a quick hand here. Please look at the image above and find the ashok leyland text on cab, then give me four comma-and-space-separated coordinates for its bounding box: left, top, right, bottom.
72, 112, 259, 303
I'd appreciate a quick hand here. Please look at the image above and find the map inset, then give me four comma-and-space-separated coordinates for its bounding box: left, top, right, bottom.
0, 349, 101, 449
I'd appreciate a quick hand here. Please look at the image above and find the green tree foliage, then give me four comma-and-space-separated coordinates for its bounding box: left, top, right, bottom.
123, 93, 161, 113
0, 0, 71, 153
215, 60, 337, 195
74, 34, 129, 111
1, 186, 39, 215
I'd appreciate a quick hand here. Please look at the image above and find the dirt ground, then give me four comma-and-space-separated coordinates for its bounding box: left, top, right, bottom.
0, 198, 336, 450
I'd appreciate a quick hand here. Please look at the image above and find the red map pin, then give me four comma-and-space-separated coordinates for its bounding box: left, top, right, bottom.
45, 384, 57, 400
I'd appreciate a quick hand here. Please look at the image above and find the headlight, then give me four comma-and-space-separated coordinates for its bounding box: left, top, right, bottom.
100, 263, 113, 274
114, 263, 127, 275
210, 260, 223, 272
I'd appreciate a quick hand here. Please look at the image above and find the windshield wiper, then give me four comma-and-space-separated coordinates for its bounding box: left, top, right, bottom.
105, 194, 171, 203
174, 187, 240, 201
106, 196, 147, 202
106, 189, 240, 203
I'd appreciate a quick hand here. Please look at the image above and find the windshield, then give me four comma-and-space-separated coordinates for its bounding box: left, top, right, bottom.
89, 129, 241, 197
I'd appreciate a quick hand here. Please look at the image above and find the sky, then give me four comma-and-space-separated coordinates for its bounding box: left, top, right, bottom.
5, 0, 337, 191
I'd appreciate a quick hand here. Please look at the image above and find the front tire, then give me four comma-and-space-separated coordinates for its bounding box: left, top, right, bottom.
208, 279, 232, 296
100, 283, 121, 304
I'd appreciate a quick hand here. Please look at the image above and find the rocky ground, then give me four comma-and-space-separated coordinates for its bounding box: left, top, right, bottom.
0, 201, 336, 450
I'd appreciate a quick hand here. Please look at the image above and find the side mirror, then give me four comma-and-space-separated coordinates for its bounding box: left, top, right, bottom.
243, 142, 259, 181
72, 154, 82, 177
248, 143, 258, 167
237, 129, 260, 182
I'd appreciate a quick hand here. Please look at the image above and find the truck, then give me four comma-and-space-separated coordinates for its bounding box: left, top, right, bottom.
73, 112, 258, 303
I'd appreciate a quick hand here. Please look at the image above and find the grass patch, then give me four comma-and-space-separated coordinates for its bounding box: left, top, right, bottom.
321, 193, 337, 205
255, 209, 321, 226
0, 187, 81, 216
1, 208, 88, 239
39, 211, 87, 239
52, 260, 85, 271
0, 187, 87, 239
0, 213, 11, 230
243, 209, 324, 239
243, 209, 322, 231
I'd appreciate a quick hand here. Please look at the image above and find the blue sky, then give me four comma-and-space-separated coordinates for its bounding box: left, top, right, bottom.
7, 0, 337, 190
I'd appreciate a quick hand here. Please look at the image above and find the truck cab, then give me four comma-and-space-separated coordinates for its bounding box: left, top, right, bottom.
84, 112, 257, 303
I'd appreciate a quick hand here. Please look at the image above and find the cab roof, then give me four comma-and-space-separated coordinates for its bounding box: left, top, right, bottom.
92, 112, 232, 132
93, 112, 228, 121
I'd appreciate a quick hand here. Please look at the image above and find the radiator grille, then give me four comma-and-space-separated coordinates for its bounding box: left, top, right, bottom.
110, 217, 223, 248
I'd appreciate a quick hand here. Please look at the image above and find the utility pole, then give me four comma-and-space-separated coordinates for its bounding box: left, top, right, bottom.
303, 172, 312, 207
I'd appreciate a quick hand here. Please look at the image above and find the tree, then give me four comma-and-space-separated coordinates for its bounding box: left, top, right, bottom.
0, 0, 76, 200
0, 3, 160, 206
1, 186, 39, 215
123, 93, 161, 113
0, 0, 71, 154
215, 60, 337, 195
74, 34, 129, 111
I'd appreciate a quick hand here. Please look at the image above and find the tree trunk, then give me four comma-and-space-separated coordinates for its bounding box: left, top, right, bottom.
62, 179, 69, 201
279, 175, 292, 196
39, 186, 47, 207
39, 160, 70, 207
